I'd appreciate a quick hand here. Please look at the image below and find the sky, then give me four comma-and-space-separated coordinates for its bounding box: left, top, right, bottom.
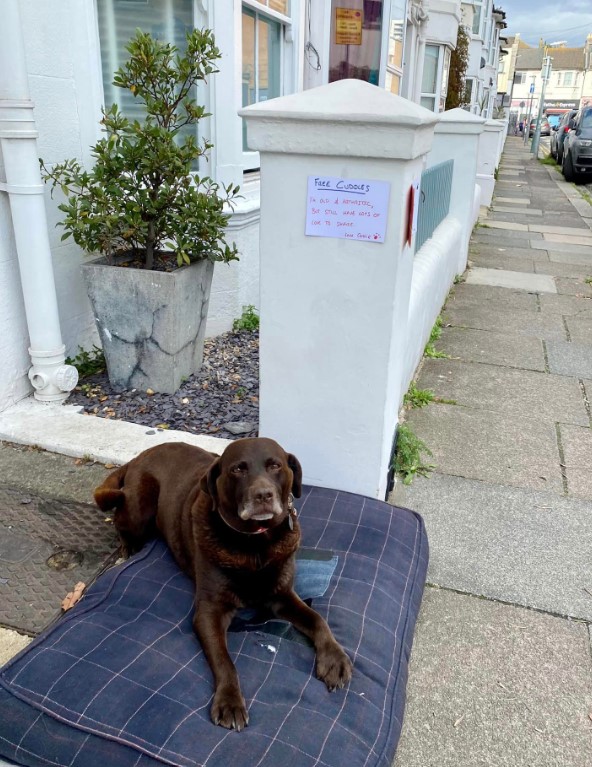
500, 0, 592, 48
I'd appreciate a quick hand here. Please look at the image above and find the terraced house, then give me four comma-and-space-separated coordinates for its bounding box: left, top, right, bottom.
0, 0, 505, 411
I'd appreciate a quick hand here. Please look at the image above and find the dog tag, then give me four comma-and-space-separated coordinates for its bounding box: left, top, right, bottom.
288, 515, 294, 531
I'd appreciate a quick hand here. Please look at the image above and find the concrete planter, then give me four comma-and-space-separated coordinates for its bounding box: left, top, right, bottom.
81, 257, 214, 394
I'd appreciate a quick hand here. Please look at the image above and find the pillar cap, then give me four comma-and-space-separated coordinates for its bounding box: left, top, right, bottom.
240, 79, 438, 160
435, 107, 486, 135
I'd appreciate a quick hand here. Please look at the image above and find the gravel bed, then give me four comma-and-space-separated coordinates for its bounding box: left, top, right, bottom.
67, 330, 260, 440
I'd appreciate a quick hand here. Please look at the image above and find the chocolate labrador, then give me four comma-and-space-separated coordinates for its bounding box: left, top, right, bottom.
94, 438, 352, 730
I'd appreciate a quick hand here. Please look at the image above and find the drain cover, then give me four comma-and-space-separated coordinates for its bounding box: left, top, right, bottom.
0, 485, 119, 634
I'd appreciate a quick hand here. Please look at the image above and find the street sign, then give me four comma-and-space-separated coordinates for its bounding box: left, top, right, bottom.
529, 83, 535, 94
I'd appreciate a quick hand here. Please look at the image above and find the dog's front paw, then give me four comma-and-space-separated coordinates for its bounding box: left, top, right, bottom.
316, 643, 353, 691
211, 687, 249, 731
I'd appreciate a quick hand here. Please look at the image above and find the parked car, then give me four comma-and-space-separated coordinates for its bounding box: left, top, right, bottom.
528, 117, 550, 137
562, 107, 592, 182
550, 109, 577, 164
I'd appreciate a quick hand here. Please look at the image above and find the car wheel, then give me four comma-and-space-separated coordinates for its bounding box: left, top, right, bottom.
550, 143, 556, 160
557, 146, 563, 164
562, 150, 576, 182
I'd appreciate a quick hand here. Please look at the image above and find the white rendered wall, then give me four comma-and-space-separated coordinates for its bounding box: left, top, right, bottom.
404, 216, 463, 388
13, 1, 103, 364
477, 119, 505, 207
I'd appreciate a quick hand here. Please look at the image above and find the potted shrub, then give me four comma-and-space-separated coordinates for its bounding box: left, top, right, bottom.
41, 29, 239, 393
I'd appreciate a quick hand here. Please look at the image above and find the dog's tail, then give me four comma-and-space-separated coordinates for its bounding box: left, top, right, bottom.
94, 465, 128, 511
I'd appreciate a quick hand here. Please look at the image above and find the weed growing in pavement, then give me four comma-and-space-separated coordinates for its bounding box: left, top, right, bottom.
539, 156, 557, 166
424, 316, 450, 359
585, 276, 592, 286
65, 345, 106, 378
579, 188, 592, 207
392, 424, 435, 485
232, 305, 259, 332
404, 382, 435, 409
453, 273, 465, 284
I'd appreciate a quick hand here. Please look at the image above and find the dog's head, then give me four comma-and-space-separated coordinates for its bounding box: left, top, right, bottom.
201, 438, 302, 534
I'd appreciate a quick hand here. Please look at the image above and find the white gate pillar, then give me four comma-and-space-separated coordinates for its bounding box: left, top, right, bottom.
429, 108, 485, 270
241, 79, 437, 498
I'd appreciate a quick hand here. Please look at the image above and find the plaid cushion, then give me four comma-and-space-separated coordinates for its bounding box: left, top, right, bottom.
0, 486, 428, 767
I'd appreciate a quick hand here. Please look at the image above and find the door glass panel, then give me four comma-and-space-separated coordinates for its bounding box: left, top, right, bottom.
329, 0, 384, 85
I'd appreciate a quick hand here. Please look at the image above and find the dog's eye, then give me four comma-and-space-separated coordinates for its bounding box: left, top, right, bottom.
267, 461, 282, 471
232, 463, 248, 475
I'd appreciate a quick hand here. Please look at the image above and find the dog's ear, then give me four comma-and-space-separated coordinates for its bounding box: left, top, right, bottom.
200, 459, 221, 502
287, 453, 303, 498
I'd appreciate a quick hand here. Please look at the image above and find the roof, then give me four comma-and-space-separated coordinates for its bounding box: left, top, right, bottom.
515, 46, 584, 72
548, 47, 585, 70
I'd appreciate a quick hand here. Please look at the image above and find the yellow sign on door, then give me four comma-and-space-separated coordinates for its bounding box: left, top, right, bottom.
335, 8, 363, 46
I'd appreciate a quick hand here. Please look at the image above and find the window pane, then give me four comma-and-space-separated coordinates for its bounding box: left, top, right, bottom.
472, 5, 482, 35
564, 71, 573, 86
268, 0, 289, 13
422, 45, 439, 95
420, 96, 435, 110
329, 0, 384, 86
258, 16, 281, 102
242, 8, 256, 107
385, 70, 400, 94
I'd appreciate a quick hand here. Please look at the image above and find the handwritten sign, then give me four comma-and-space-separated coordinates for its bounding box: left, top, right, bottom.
335, 8, 363, 45
305, 175, 390, 243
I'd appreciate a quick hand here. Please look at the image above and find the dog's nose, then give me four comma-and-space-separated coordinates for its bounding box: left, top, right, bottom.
255, 490, 273, 504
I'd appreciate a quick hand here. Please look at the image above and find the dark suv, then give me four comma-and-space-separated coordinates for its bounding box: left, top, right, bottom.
550, 109, 577, 164
562, 107, 592, 182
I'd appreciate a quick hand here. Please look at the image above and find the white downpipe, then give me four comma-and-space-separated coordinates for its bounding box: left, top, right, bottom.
0, 0, 78, 402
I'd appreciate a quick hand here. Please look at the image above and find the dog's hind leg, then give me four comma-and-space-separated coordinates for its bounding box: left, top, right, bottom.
95, 467, 160, 556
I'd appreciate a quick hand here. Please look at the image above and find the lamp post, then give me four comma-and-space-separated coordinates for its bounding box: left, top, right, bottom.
531, 55, 552, 156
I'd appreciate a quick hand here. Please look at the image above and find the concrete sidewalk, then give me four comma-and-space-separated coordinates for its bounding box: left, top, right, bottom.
0, 137, 590, 766
391, 137, 592, 766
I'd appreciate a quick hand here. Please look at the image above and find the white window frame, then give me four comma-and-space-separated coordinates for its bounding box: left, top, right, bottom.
563, 70, 573, 87
471, 0, 484, 38
420, 43, 449, 113
241, 3, 289, 171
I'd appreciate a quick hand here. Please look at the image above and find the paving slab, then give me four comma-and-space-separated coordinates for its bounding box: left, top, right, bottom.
535, 260, 591, 278
468, 254, 536, 273
417, 358, 588, 426
437, 327, 546, 371
553, 277, 592, 297
559, 422, 592, 499
474, 229, 542, 242
479, 220, 529, 231
530, 240, 592, 257
565, 313, 592, 342
450, 280, 540, 304
538, 293, 592, 316
393, 588, 592, 767
465, 267, 556, 293
391, 473, 592, 620
546, 341, 592, 378
469, 243, 549, 262
0, 628, 31, 667
529, 224, 592, 236
0, 442, 110, 505
405, 404, 563, 493
442, 302, 567, 340
544, 232, 592, 246
492, 206, 543, 216
494, 197, 530, 205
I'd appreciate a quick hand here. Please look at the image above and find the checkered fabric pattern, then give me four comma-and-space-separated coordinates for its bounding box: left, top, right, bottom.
0, 486, 428, 767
